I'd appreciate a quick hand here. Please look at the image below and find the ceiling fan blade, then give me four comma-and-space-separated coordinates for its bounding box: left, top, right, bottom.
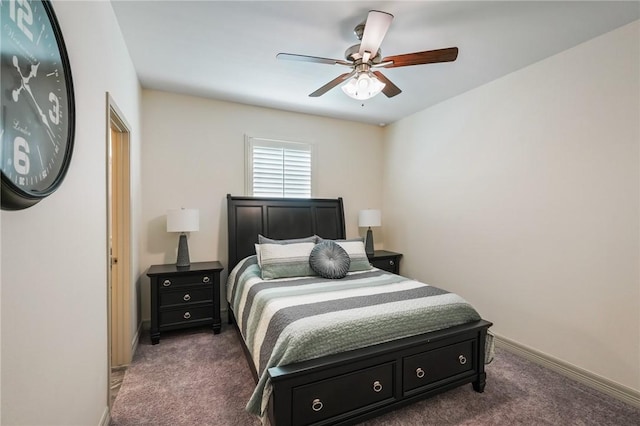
309, 71, 356, 97
277, 53, 352, 66
358, 10, 394, 58
372, 71, 402, 98
382, 47, 459, 68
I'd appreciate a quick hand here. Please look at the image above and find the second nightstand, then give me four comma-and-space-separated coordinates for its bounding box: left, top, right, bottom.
367, 250, 403, 274
147, 261, 223, 344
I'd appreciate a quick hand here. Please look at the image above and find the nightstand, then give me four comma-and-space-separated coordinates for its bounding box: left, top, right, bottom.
147, 261, 223, 344
368, 250, 402, 274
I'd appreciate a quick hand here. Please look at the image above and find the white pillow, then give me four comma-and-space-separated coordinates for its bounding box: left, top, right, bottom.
318, 238, 372, 272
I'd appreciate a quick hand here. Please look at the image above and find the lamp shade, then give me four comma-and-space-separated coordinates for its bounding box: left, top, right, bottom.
167, 208, 199, 233
358, 209, 381, 228
341, 73, 386, 100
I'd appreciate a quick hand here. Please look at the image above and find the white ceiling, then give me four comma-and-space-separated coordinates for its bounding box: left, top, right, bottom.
111, 1, 639, 126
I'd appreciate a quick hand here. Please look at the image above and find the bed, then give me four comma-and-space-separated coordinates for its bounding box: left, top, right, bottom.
226, 194, 493, 426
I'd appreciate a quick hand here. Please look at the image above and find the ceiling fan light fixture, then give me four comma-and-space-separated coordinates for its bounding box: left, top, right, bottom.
341, 72, 386, 100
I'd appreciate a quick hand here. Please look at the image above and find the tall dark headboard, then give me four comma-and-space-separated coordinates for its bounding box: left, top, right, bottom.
227, 194, 346, 271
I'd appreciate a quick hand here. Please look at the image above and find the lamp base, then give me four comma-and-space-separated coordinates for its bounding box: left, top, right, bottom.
176, 233, 190, 267
365, 227, 374, 256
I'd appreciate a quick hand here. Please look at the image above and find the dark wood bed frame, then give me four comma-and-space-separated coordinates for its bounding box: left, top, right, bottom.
227, 194, 492, 426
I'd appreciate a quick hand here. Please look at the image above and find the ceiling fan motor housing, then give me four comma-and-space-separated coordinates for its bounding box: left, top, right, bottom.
345, 44, 382, 64
354, 21, 366, 40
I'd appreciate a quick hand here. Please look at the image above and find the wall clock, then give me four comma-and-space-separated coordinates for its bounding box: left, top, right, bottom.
1, 0, 75, 210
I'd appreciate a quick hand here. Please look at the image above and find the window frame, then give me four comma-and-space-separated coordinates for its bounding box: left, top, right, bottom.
245, 135, 316, 198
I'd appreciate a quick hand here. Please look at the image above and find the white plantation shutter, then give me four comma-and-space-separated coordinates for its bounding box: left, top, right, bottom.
246, 137, 313, 198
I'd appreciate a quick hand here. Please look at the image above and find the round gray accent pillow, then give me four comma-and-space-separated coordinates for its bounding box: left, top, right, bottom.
309, 240, 351, 279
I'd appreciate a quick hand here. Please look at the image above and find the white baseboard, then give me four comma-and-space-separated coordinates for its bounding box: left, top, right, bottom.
493, 333, 640, 408
98, 406, 110, 426
130, 321, 142, 357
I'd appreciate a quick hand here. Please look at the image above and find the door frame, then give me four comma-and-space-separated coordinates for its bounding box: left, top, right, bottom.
106, 93, 132, 408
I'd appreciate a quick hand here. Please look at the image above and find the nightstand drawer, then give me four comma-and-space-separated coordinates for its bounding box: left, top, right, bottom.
160, 304, 213, 327
370, 258, 398, 273
157, 273, 213, 289
160, 287, 212, 307
367, 251, 402, 274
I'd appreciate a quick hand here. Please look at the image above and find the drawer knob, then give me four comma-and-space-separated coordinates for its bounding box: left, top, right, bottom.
416, 367, 425, 378
183, 293, 191, 302
389, 260, 395, 266
202, 276, 210, 284
162, 279, 171, 287
311, 398, 323, 412
459, 355, 467, 365
372, 380, 383, 393
183, 312, 191, 320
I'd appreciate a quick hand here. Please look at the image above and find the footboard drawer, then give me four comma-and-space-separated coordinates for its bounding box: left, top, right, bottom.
403, 340, 475, 393
291, 362, 395, 425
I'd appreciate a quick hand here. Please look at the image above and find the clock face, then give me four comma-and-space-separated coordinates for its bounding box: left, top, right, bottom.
0, 0, 75, 210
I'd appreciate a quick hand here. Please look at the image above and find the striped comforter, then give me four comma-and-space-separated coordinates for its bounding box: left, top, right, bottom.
227, 255, 487, 418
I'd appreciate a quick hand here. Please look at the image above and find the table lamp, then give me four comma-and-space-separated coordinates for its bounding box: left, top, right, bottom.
358, 209, 381, 256
167, 208, 199, 267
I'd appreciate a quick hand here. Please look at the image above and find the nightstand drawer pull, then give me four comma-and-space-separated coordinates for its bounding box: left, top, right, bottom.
416, 368, 425, 378
389, 260, 395, 266
183, 312, 191, 320
202, 276, 210, 284
183, 293, 191, 302
459, 355, 467, 365
311, 398, 323, 412
163, 279, 172, 287
372, 381, 383, 393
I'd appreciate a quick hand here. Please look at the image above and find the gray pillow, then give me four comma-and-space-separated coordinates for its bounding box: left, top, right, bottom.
309, 240, 351, 279
256, 235, 319, 268
259, 242, 317, 280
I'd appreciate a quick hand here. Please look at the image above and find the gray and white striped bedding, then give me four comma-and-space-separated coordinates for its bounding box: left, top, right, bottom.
227, 255, 490, 419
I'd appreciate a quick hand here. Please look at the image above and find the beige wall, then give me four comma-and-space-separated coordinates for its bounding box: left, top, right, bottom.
0, 1, 142, 424
383, 21, 639, 392
139, 90, 384, 321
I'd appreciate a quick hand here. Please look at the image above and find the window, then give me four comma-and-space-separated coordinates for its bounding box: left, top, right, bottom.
245, 136, 314, 198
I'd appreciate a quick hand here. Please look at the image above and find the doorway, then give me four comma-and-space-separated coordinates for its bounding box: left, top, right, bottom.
106, 94, 132, 408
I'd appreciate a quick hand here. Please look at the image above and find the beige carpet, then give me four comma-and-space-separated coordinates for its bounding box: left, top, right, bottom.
110, 325, 639, 425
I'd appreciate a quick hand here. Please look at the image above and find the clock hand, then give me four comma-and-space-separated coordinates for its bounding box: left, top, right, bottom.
12, 55, 22, 75
25, 62, 39, 84
11, 56, 57, 146
11, 57, 39, 101
11, 56, 26, 101
23, 82, 57, 146
12, 86, 24, 102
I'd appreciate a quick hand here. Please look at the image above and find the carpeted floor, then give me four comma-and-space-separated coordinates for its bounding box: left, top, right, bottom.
110, 325, 640, 425
111, 366, 127, 406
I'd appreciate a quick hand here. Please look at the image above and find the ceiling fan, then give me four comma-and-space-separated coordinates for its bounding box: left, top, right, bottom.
277, 10, 459, 100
